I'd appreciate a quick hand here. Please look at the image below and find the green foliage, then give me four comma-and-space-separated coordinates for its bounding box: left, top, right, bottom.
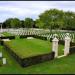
3, 18, 20, 28
24, 18, 34, 28
36, 9, 64, 29
36, 19, 45, 28
10, 18, 20, 28
63, 11, 75, 30
36, 9, 75, 30
3, 17, 34, 28
20, 20, 25, 28
3, 18, 13, 28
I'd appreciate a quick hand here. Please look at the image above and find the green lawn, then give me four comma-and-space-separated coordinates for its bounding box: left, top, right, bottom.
4, 38, 52, 59
4, 38, 64, 59
0, 45, 75, 74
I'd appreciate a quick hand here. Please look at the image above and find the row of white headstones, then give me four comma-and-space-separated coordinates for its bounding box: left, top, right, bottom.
6, 28, 49, 36
52, 33, 71, 58
7, 29, 74, 42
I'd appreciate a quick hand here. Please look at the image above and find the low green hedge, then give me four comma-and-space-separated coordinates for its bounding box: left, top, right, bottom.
0, 36, 15, 40
3, 42, 22, 66
20, 35, 47, 41
33, 35, 47, 41
0, 39, 3, 45
69, 46, 75, 54
21, 52, 55, 67
70, 42, 75, 47
58, 40, 64, 45
20, 35, 34, 39
3, 41, 55, 67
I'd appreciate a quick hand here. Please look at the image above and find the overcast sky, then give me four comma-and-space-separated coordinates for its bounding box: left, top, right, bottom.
0, 1, 75, 22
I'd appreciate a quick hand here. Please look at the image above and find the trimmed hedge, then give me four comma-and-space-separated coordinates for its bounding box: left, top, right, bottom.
50, 38, 53, 42
3, 42, 23, 66
69, 41, 75, 54
0, 36, 15, 40
0, 39, 4, 45
20, 35, 34, 39
69, 46, 75, 54
58, 40, 64, 45
20, 35, 47, 41
0, 36, 15, 46
3, 41, 55, 67
70, 42, 75, 47
21, 52, 55, 67
33, 35, 47, 41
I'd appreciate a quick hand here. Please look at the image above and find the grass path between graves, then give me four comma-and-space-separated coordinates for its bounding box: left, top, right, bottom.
0, 40, 75, 74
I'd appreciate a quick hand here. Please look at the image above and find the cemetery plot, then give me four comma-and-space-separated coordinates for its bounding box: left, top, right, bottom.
3, 38, 54, 67
4, 38, 52, 59
3, 38, 64, 67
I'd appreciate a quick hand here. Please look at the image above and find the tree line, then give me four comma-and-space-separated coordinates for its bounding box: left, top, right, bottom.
2, 18, 36, 28
2, 9, 75, 30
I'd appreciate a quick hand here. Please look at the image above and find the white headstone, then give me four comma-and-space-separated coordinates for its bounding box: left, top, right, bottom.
72, 34, 74, 42
0, 52, 2, 58
54, 34, 58, 38
27, 37, 34, 39
64, 36, 71, 56
2, 58, 6, 65
66, 33, 70, 37
52, 37, 59, 58
3, 39, 10, 41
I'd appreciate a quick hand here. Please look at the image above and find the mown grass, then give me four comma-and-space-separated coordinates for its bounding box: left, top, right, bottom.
4, 38, 52, 59
0, 45, 75, 74
4, 38, 64, 59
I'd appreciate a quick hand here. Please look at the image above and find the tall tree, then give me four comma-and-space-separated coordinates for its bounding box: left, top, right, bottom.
63, 11, 75, 30
3, 18, 20, 28
36, 9, 75, 30
24, 18, 34, 28
20, 20, 25, 28
3, 18, 13, 28
10, 18, 20, 28
36, 9, 64, 30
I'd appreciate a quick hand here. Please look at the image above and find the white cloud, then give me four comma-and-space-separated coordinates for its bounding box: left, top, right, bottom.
0, 1, 75, 22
